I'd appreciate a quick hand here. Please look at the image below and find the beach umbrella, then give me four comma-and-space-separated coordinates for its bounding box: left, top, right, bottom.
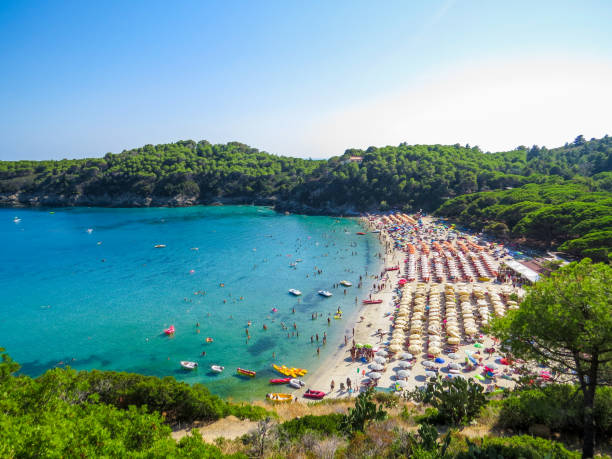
428, 347, 442, 356
425, 370, 437, 379
448, 362, 461, 370
370, 363, 384, 371
376, 350, 388, 357
368, 372, 382, 379
397, 370, 410, 379
395, 380, 409, 389
374, 356, 386, 364
434, 357, 445, 364
398, 361, 411, 369
408, 344, 420, 354
487, 362, 499, 370
389, 344, 402, 352
399, 352, 413, 360
474, 343, 483, 348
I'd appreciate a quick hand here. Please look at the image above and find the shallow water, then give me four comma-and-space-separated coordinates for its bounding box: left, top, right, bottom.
0, 206, 381, 400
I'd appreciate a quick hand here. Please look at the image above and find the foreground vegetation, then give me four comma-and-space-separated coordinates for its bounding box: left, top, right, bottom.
2, 135, 611, 259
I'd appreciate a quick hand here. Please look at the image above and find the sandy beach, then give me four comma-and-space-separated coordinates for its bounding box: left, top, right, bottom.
292, 214, 525, 400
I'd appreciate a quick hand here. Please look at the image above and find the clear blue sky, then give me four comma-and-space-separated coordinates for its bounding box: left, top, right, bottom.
1, 0, 611, 160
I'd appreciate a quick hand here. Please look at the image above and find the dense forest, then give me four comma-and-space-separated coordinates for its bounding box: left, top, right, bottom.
1, 135, 611, 259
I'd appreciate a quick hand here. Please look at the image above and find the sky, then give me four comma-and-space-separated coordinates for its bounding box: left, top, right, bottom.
0, 0, 611, 160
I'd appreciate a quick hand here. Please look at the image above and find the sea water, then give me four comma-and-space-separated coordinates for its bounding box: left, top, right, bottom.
0, 206, 381, 400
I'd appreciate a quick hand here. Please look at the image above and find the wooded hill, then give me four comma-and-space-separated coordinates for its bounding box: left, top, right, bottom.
1, 135, 611, 260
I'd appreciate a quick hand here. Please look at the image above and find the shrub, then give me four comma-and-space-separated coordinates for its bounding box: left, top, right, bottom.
340, 388, 387, 434
278, 414, 343, 440
455, 435, 580, 459
421, 376, 488, 426
498, 384, 612, 438
374, 391, 400, 408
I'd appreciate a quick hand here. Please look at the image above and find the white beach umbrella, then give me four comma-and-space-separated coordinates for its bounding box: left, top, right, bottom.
398, 360, 412, 369
447, 353, 459, 360
399, 352, 413, 360
370, 363, 384, 371
428, 347, 442, 356
395, 380, 410, 389
408, 344, 420, 354
368, 372, 382, 379
425, 370, 437, 379
374, 356, 387, 364
448, 362, 461, 370
396, 370, 410, 379
376, 350, 388, 357
422, 360, 437, 368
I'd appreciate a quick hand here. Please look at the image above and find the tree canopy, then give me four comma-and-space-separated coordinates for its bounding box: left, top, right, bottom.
490, 259, 612, 458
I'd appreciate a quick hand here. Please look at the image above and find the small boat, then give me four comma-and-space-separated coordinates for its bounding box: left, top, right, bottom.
13, 217, 21, 223
266, 393, 293, 402
295, 259, 303, 262
86, 228, 93, 233
205, 337, 214, 343
180, 361, 198, 370
385, 266, 399, 271
334, 314, 342, 320
211, 365, 224, 373
164, 325, 175, 335
289, 378, 305, 389
371, 230, 380, 233
289, 289, 302, 296
339, 280, 352, 287
271, 308, 278, 312
362, 299, 383, 305
318, 290, 332, 297
154, 244, 166, 248
304, 389, 326, 399
356, 232, 366, 235
270, 378, 291, 384
237, 367, 256, 377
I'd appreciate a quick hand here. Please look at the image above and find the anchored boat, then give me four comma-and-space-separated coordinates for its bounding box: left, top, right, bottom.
180, 361, 198, 370
237, 367, 256, 377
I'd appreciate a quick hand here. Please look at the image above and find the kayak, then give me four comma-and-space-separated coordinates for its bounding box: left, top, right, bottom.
269, 378, 291, 384
180, 361, 198, 370
362, 299, 383, 304
164, 325, 175, 335
273, 364, 308, 377
356, 232, 366, 235
266, 393, 293, 402
210, 365, 224, 373
304, 389, 325, 399
237, 367, 256, 377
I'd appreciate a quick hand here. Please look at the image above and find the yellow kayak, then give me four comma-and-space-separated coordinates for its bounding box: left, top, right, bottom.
266, 393, 293, 402
273, 364, 308, 376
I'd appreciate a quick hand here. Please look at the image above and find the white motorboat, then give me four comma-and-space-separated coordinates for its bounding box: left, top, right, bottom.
13, 217, 21, 223
154, 244, 166, 248
339, 280, 352, 287
180, 361, 198, 370
289, 378, 305, 389
289, 289, 302, 296
318, 290, 332, 297
211, 365, 224, 373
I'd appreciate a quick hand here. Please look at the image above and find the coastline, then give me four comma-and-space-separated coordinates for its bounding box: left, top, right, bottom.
295, 215, 522, 400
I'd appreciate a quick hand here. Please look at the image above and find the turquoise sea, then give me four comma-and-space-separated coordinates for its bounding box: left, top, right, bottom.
0, 206, 381, 400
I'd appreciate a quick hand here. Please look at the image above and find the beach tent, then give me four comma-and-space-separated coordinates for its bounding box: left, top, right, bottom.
502, 259, 540, 283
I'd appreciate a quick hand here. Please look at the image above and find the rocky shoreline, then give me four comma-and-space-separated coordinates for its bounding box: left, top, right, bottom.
0, 192, 362, 216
